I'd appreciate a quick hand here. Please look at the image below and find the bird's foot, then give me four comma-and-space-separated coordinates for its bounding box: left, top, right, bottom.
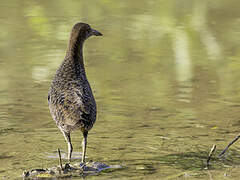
80, 162, 86, 170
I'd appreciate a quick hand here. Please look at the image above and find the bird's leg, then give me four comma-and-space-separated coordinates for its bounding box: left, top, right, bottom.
81, 131, 88, 164
61, 130, 73, 163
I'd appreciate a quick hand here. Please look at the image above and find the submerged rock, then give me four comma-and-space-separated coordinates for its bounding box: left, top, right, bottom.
22, 161, 121, 179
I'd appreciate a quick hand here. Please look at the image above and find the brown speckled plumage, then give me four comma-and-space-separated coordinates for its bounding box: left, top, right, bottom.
48, 22, 102, 164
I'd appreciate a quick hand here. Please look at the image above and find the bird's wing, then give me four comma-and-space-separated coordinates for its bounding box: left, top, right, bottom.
48, 86, 93, 127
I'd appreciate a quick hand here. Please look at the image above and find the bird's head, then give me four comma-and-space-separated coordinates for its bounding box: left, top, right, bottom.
70, 22, 103, 43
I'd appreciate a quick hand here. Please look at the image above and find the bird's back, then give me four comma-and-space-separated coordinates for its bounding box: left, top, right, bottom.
48, 57, 97, 133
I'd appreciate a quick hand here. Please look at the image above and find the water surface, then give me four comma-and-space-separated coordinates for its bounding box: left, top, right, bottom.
1, 0, 240, 179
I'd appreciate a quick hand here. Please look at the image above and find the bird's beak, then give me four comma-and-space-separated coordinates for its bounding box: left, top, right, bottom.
91, 28, 103, 36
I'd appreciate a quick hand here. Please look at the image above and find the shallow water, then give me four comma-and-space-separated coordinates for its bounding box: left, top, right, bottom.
1, 0, 240, 179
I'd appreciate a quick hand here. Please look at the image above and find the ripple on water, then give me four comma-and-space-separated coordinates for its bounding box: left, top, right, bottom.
175, 83, 193, 103
46, 151, 83, 160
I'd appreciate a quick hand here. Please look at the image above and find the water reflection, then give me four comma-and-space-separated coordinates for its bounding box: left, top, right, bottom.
191, 0, 221, 61
173, 27, 193, 103
0, 0, 240, 179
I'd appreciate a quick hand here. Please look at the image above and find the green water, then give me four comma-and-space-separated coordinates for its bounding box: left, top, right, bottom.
1, 0, 240, 179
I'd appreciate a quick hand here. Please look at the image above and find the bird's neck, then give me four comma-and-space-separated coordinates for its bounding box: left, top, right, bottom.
67, 38, 85, 70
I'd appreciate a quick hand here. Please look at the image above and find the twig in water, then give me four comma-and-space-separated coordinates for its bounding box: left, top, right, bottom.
206, 144, 216, 168
219, 134, 240, 158
58, 148, 63, 171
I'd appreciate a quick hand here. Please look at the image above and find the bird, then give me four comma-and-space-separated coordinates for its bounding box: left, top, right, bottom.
48, 22, 102, 164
